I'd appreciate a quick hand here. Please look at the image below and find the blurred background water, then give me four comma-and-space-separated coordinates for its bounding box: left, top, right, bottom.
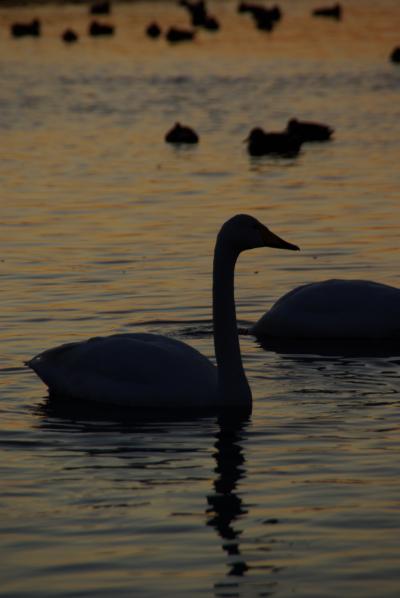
1, 0, 400, 596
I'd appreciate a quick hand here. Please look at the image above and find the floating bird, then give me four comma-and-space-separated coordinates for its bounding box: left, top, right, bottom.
202, 15, 220, 31
390, 47, 400, 64
179, 0, 220, 30
286, 118, 334, 142
245, 127, 302, 157
11, 19, 41, 38
165, 122, 199, 144
62, 29, 78, 43
237, 3, 282, 31
27, 215, 299, 412
180, 0, 207, 25
90, 1, 111, 15
146, 22, 162, 38
250, 279, 400, 340
88, 20, 114, 36
238, 2, 282, 21
312, 3, 342, 19
166, 26, 195, 42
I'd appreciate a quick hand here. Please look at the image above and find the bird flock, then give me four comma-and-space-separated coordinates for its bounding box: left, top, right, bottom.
9, 0, 399, 61
9, 1, 399, 159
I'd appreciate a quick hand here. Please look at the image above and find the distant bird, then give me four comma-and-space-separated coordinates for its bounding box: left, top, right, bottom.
286, 118, 334, 142
90, 1, 111, 15
166, 27, 195, 43
179, 0, 219, 30
203, 15, 220, 31
88, 21, 114, 36
238, 1, 281, 19
245, 127, 302, 157
390, 46, 400, 64
62, 29, 78, 43
180, 0, 207, 25
312, 3, 342, 19
11, 19, 41, 38
237, 3, 282, 31
165, 123, 199, 144
254, 10, 274, 31
146, 22, 162, 38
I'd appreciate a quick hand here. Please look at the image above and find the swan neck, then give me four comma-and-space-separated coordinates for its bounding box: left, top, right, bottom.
213, 237, 252, 409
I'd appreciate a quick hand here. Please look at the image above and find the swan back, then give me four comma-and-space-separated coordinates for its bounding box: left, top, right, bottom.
28, 334, 218, 407
251, 279, 400, 339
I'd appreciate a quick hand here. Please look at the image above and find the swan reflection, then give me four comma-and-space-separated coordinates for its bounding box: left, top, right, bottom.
207, 416, 249, 579
36, 401, 280, 593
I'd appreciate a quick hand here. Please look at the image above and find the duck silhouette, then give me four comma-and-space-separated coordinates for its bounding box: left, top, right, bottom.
390, 47, 400, 64
11, 19, 41, 38
165, 122, 199, 144
286, 118, 334, 142
166, 26, 195, 43
146, 22, 162, 38
312, 3, 342, 19
245, 127, 302, 157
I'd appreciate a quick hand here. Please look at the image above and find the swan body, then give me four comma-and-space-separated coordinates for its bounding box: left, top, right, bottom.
29, 333, 217, 407
250, 278, 400, 339
27, 214, 299, 411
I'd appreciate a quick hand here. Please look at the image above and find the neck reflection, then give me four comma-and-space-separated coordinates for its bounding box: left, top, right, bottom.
206, 415, 249, 577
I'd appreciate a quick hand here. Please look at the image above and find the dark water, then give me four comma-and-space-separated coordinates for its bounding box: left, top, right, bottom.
1, 0, 400, 595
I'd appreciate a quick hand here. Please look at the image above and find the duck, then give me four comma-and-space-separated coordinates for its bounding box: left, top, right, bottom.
390, 47, 400, 64
11, 19, 41, 38
286, 118, 334, 142
312, 3, 342, 19
90, 1, 111, 15
146, 22, 162, 38
165, 122, 199, 144
88, 20, 114, 36
245, 127, 302, 157
62, 29, 78, 44
27, 215, 299, 412
166, 27, 195, 43
250, 279, 400, 340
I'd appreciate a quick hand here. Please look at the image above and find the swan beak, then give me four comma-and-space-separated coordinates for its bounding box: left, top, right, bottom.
260, 225, 300, 251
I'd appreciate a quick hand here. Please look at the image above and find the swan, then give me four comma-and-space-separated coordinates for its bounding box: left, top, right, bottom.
27, 215, 299, 411
250, 278, 400, 339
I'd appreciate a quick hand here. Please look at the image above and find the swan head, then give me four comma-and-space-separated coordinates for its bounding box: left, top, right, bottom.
219, 214, 300, 253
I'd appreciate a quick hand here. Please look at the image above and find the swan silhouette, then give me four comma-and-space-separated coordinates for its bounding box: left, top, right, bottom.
27, 215, 299, 411
250, 278, 400, 340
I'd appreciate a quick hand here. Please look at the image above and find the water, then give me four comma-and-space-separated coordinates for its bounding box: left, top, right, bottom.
1, 0, 400, 595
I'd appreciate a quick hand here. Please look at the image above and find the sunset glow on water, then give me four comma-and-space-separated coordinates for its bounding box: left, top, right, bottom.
1, 1, 400, 596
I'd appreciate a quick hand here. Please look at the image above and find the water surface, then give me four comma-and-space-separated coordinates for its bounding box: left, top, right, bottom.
1, 0, 400, 595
